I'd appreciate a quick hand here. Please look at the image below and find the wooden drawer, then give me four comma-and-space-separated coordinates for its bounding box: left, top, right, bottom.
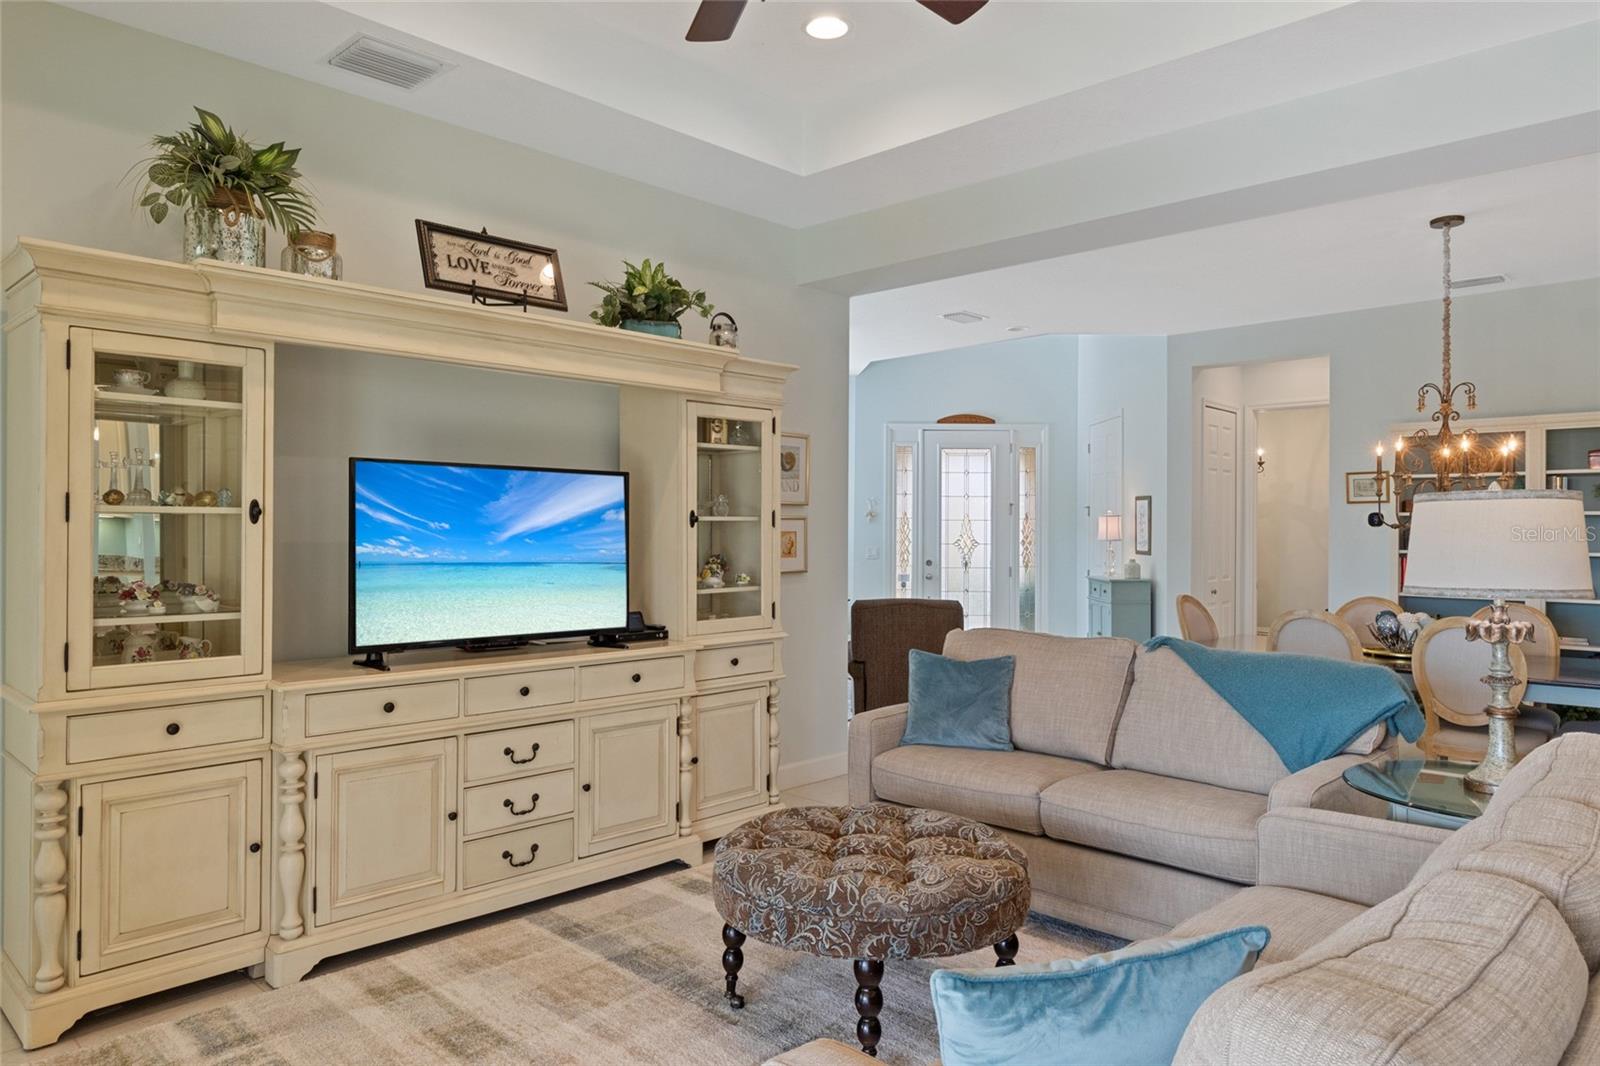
66, 697, 266, 763
695, 642, 775, 683
578, 657, 685, 702
464, 668, 575, 717
1087, 579, 1111, 602
462, 819, 575, 889
462, 769, 576, 836
464, 719, 576, 782
305, 680, 459, 737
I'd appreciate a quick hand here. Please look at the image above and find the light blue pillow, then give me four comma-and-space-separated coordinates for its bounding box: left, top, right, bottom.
900, 649, 1015, 751
930, 925, 1270, 1066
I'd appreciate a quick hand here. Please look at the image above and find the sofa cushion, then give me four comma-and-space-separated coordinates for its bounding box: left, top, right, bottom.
1411, 734, 1600, 968
873, 745, 1099, 835
1561, 973, 1600, 1066
943, 629, 1136, 765
1040, 770, 1266, 884
1170, 886, 1364, 965
1175, 870, 1590, 1066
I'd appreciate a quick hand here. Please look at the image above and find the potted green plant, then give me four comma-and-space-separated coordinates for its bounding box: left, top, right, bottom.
589, 259, 713, 338
132, 107, 316, 266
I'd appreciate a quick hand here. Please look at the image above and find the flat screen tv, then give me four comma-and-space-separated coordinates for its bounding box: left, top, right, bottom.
349, 458, 628, 656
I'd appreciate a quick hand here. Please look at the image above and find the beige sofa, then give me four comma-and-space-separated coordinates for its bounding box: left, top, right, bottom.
772, 733, 1600, 1064
849, 629, 1395, 939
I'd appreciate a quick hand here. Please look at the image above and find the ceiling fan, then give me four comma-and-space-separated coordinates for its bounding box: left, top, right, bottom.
687, 1, 987, 42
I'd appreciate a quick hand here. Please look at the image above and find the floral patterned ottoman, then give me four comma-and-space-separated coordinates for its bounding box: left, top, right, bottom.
712, 804, 1031, 1057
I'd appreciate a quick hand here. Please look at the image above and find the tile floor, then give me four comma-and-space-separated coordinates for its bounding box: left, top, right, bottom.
0, 775, 851, 1060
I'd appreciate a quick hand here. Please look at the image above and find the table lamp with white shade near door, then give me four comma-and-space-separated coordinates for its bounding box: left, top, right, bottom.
1097, 512, 1123, 578
1401, 489, 1595, 793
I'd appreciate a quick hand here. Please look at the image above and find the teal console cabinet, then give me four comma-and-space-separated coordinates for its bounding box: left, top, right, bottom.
1086, 578, 1153, 641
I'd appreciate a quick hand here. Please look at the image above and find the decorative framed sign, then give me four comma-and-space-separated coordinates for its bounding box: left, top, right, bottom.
779, 516, 809, 574
1345, 472, 1391, 505
1134, 495, 1153, 555
780, 432, 810, 506
415, 220, 567, 311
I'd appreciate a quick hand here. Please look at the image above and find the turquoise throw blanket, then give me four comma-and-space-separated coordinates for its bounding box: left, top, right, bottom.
1143, 637, 1424, 773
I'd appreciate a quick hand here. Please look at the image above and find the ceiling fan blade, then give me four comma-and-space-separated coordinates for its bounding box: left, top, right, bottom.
686, 0, 748, 41
917, 0, 988, 25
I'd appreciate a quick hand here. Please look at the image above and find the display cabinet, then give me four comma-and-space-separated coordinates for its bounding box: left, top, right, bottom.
689, 401, 775, 635
66, 328, 267, 690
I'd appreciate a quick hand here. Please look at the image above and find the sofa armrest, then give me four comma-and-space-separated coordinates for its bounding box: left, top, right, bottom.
849, 702, 908, 805
1267, 748, 1390, 816
1256, 807, 1450, 906
763, 1039, 878, 1066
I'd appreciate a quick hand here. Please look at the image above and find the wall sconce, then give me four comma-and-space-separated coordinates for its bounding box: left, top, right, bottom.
1256, 447, 1266, 474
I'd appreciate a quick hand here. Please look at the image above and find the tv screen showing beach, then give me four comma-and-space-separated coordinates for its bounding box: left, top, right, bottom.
351, 459, 627, 649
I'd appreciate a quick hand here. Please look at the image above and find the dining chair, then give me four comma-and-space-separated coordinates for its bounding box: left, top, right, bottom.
1412, 618, 1556, 761
1176, 594, 1219, 644
1265, 610, 1366, 661
1335, 596, 1405, 648
1470, 602, 1564, 733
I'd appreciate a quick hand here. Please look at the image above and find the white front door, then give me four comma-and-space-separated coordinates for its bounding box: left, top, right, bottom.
1201, 403, 1239, 636
918, 430, 1017, 629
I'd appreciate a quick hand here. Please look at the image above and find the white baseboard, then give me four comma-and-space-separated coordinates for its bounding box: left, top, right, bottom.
777, 751, 847, 791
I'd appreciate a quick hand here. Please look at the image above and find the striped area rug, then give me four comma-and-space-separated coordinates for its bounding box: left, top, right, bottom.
39, 864, 1121, 1065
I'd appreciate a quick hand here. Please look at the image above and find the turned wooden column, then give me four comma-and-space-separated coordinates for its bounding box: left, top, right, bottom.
32, 781, 69, 993
276, 752, 307, 940
767, 683, 781, 805
678, 699, 695, 836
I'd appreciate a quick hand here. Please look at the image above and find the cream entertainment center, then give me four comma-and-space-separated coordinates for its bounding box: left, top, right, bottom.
1, 239, 794, 1048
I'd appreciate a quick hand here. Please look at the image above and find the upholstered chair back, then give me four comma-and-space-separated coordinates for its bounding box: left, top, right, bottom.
847, 598, 963, 714
1266, 611, 1364, 661
1176, 595, 1219, 644
1334, 596, 1403, 648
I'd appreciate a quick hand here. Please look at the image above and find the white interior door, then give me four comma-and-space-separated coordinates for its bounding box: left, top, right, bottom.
1201, 403, 1239, 636
918, 430, 1016, 629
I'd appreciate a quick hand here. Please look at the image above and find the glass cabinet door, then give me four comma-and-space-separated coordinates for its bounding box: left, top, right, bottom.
689, 402, 773, 634
67, 329, 266, 689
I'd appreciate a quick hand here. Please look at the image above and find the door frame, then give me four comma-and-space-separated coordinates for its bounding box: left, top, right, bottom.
881, 422, 1049, 630
1242, 399, 1330, 636
1194, 397, 1241, 638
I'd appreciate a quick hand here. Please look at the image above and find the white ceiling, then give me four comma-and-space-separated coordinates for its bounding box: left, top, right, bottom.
849, 154, 1600, 370
67, 1, 1600, 226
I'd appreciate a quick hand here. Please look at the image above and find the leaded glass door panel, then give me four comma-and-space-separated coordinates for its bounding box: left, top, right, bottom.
918, 431, 1016, 630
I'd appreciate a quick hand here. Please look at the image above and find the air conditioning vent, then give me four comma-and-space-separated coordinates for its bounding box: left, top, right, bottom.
1449, 275, 1507, 290
940, 310, 988, 325
328, 35, 448, 90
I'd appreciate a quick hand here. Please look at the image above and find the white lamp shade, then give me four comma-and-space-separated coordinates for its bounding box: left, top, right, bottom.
1402, 490, 1595, 600
1097, 513, 1123, 542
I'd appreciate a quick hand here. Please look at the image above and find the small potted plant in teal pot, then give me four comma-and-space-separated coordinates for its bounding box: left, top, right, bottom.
589, 259, 712, 339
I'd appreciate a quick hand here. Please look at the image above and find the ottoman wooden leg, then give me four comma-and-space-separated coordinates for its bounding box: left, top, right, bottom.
994, 933, 1019, 967
853, 958, 884, 1057
722, 924, 747, 1009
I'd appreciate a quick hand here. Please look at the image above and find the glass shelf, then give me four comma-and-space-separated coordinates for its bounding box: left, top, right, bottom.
691, 405, 771, 632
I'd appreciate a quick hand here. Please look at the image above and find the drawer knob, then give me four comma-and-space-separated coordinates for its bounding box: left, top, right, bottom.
730, 657, 740, 667
631, 672, 642, 683
582, 783, 592, 792
502, 843, 540, 868
382, 701, 396, 713
165, 722, 181, 736
447, 811, 458, 821
504, 794, 540, 816
249, 842, 261, 853
690, 756, 699, 765
504, 743, 541, 765
519, 685, 531, 697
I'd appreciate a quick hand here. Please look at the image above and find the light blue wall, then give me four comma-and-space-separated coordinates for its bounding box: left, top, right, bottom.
849, 335, 1080, 632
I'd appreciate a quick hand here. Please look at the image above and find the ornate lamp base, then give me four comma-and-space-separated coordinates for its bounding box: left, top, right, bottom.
1461, 598, 1533, 795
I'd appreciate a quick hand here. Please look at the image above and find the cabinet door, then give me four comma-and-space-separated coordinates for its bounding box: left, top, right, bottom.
79, 760, 263, 975
578, 704, 676, 857
314, 738, 456, 926
688, 401, 775, 636
66, 329, 268, 691
693, 687, 768, 822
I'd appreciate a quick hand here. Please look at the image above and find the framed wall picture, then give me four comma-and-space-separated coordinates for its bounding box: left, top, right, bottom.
1345, 472, 1391, 505
415, 220, 567, 310
779, 432, 810, 506
779, 516, 808, 574
1134, 495, 1153, 555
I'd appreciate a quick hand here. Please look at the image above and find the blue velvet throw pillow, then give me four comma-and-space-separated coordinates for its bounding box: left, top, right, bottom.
899, 649, 1015, 751
930, 925, 1270, 1066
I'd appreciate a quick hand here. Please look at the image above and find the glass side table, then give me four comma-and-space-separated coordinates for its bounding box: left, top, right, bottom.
1342, 757, 1491, 829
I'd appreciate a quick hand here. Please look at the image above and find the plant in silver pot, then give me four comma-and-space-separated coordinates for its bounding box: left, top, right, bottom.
589, 259, 712, 339
133, 107, 316, 266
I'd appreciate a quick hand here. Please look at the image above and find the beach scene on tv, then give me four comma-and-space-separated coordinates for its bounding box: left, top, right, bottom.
352, 460, 627, 648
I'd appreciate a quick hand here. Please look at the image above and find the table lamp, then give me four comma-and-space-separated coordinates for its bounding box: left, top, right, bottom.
1402, 489, 1595, 793
1097, 512, 1123, 579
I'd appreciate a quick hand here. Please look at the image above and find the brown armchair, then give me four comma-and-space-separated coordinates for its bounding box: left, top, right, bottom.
847, 598, 964, 715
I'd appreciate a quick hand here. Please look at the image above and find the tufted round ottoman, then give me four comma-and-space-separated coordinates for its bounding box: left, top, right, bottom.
712, 803, 1030, 1056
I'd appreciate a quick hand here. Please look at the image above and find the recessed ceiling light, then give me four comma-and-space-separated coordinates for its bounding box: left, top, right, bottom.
941, 310, 987, 324
806, 15, 849, 40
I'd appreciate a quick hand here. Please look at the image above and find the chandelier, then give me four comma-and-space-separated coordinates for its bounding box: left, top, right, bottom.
1369, 214, 1519, 529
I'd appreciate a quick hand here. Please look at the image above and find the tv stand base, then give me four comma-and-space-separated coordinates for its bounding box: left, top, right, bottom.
587, 633, 630, 649
352, 651, 390, 672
